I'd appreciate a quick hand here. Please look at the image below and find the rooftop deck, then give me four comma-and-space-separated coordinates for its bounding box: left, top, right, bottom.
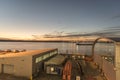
0, 48, 57, 58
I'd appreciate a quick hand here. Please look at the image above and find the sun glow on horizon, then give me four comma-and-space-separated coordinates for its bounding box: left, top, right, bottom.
0, 34, 34, 40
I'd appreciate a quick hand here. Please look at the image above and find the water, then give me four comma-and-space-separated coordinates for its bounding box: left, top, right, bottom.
0, 42, 114, 55
94, 42, 115, 56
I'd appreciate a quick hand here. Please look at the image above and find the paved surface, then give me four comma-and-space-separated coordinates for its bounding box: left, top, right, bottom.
0, 59, 107, 80
0, 74, 28, 80
70, 59, 107, 80
35, 72, 62, 80
81, 61, 107, 80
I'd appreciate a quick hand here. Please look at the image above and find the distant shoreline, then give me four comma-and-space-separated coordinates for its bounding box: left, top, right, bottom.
0, 40, 71, 43
0, 40, 113, 43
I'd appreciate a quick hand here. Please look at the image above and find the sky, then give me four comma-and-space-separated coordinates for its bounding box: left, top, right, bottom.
0, 0, 120, 40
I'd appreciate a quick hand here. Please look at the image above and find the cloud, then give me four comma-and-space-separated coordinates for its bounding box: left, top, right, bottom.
0, 37, 10, 40
111, 15, 120, 19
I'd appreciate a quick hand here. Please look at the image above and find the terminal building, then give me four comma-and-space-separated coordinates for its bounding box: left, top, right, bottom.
0, 48, 58, 79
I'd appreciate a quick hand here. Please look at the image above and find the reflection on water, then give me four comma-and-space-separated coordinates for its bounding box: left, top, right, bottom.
95, 42, 115, 64
95, 42, 115, 56
0, 42, 115, 56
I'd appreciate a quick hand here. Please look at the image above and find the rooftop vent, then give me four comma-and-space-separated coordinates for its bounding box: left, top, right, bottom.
21, 49, 26, 52
12, 49, 19, 53
4, 49, 12, 52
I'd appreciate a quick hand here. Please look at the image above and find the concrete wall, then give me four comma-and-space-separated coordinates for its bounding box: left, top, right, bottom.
94, 54, 116, 80
115, 43, 120, 80
0, 56, 32, 79
32, 53, 44, 76
102, 59, 116, 80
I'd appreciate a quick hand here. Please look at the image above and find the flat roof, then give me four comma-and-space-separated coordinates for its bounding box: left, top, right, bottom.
45, 55, 66, 65
0, 48, 57, 58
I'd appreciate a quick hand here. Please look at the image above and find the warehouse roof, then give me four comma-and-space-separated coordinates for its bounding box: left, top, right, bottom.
0, 48, 57, 58
45, 55, 66, 65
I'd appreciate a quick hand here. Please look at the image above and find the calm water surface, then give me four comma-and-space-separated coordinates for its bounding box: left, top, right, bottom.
0, 42, 114, 55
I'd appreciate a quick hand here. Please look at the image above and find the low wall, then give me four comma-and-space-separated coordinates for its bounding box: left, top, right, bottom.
103, 59, 116, 80
94, 54, 116, 80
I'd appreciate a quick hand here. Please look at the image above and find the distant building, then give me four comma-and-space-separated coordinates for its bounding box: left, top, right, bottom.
44, 55, 66, 75
0, 48, 58, 79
